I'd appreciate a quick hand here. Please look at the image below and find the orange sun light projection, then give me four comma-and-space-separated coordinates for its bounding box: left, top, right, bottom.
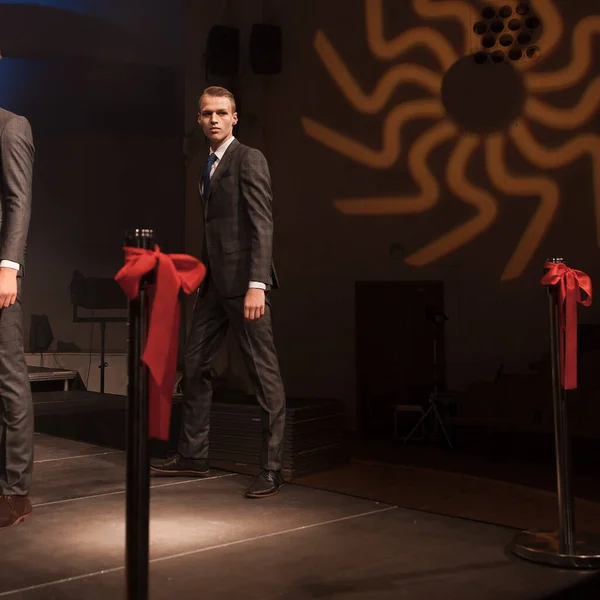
301, 0, 600, 280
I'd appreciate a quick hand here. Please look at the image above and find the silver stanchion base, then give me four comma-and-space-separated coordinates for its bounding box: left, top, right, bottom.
509, 531, 600, 569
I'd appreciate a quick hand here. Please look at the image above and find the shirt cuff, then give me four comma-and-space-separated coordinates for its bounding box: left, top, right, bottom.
0, 260, 20, 271
248, 281, 266, 290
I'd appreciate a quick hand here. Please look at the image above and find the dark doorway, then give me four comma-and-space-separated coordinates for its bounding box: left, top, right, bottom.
355, 280, 446, 437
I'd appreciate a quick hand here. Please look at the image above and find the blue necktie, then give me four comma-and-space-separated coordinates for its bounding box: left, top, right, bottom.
203, 153, 218, 196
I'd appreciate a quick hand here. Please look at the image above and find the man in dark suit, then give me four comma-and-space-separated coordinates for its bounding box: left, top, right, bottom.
0, 107, 34, 528
151, 86, 286, 498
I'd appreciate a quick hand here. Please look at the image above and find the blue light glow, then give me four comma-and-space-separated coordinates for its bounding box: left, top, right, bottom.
0, 1, 184, 63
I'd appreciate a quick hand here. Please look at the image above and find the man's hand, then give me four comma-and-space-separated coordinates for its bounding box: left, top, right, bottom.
244, 288, 265, 321
0, 267, 18, 308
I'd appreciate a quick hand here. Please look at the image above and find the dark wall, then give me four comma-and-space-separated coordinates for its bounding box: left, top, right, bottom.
185, 0, 600, 428
0, 0, 185, 351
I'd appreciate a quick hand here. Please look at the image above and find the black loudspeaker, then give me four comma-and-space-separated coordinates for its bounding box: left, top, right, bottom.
250, 24, 282, 74
206, 25, 240, 76
29, 314, 54, 352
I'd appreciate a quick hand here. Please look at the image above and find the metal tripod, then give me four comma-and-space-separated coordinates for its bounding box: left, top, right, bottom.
403, 335, 453, 448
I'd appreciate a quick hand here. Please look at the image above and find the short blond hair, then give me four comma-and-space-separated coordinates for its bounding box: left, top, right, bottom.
199, 86, 237, 113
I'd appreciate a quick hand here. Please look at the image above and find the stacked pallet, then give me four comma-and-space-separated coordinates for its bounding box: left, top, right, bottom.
34, 387, 347, 481
171, 391, 347, 481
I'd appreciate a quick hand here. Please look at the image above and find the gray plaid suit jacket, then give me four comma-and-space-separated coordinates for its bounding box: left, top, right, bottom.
200, 138, 279, 297
0, 108, 34, 272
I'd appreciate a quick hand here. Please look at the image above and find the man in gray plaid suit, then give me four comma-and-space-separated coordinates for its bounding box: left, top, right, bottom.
151, 86, 286, 498
0, 106, 34, 528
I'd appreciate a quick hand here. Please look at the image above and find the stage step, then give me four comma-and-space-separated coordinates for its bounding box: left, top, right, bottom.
28, 365, 84, 392
33, 389, 347, 480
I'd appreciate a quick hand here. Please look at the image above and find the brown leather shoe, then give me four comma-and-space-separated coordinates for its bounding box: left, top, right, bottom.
0, 495, 33, 529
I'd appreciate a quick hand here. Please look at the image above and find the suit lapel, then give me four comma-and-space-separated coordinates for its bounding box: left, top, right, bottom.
199, 157, 208, 201
207, 138, 240, 199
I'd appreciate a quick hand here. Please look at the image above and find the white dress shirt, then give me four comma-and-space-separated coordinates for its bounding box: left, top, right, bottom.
206, 136, 266, 291
0, 260, 19, 271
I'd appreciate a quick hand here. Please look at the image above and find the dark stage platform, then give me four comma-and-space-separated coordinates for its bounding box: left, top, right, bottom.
0, 434, 596, 599
32, 390, 346, 480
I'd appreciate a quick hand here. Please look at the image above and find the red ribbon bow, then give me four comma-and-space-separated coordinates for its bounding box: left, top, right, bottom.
540, 262, 592, 390
115, 245, 206, 440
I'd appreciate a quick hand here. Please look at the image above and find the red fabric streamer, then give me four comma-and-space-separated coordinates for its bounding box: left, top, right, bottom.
540, 262, 592, 390
115, 245, 206, 440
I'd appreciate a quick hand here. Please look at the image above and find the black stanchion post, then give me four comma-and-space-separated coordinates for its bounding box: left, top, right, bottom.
508, 258, 600, 569
547, 260, 575, 555
125, 228, 156, 599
